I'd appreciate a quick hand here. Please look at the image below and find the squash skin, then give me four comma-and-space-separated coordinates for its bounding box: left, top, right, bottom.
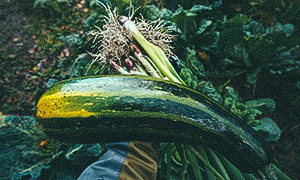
36, 75, 273, 173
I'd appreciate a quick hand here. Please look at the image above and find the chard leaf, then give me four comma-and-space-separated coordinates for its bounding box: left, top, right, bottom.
224, 86, 243, 103
180, 48, 223, 103
252, 117, 281, 141
246, 67, 261, 84
197, 20, 212, 34
190, 5, 212, 12
172, 7, 198, 39
146, 5, 173, 21
147, 5, 160, 20
245, 98, 276, 114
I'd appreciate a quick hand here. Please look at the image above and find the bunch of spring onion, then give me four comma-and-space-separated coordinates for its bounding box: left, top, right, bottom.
85, 4, 184, 85
115, 16, 185, 85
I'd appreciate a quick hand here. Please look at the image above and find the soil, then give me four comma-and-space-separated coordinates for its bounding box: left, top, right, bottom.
0, 0, 58, 116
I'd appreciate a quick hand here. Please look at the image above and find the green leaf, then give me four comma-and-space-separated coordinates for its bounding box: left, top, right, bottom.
246, 108, 262, 123
190, 5, 212, 12
180, 48, 223, 103
216, 152, 246, 180
245, 98, 276, 114
223, 14, 249, 29
196, 146, 216, 180
252, 117, 281, 141
241, 172, 258, 180
208, 148, 230, 180
33, 0, 47, 8
159, 8, 173, 20
172, 7, 197, 38
47, 67, 52, 74
59, 34, 83, 46
166, 143, 173, 180
273, 164, 292, 180
187, 146, 225, 180
146, 5, 160, 20
224, 86, 243, 104
197, 20, 212, 35
220, 14, 248, 45
185, 146, 203, 180
246, 67, 261, 84
179, 160, 188, 180
95, 0, 110, 7
183, 48, 206, 78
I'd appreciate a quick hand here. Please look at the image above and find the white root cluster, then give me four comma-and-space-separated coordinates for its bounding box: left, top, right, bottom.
85, 4, 175, 73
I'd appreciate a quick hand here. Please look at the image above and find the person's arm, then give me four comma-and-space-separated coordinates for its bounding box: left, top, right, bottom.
78, 141, 160, 180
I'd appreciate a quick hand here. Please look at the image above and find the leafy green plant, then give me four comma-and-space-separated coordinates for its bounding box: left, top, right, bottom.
243, 0, 300, 38
179, 47, 223, 103
35, 67, 60, 80
33, 0, 70, 8
0, 116, 62, 179
223, 86, 281, 141
167, 5, 221, 55
1, 0, 296, 179
217, 14, 299, 84
81, 3, 289, 179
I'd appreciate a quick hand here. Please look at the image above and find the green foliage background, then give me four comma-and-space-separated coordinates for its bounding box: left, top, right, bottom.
1, 0, 300, 179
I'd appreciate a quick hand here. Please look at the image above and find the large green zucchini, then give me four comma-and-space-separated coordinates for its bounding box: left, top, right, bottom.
36, 75, 273, 173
